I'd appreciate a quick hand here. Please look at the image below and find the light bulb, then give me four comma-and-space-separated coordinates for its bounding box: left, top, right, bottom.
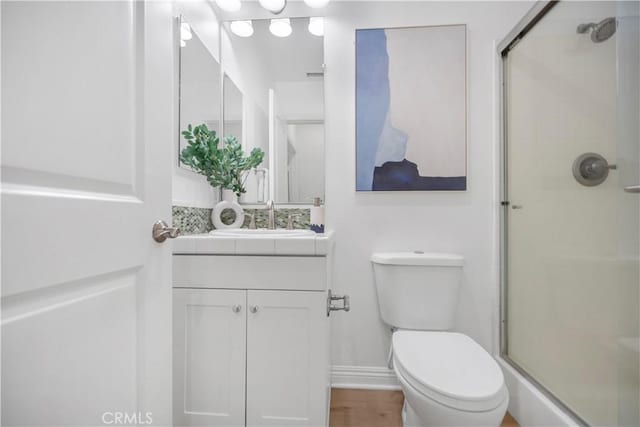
269, 18, 292, 37
230, 20, 254, 37
259, 0, 286, 14
215, 0, 242, 12
180, 39, 186, 47
180, 22, 192, 41
303, 0, 330, 8
308, 17, 324, 36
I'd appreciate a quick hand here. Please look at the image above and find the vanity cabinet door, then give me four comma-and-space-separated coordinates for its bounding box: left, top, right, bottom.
246, 290, 329, 427
173, 289, 247, 427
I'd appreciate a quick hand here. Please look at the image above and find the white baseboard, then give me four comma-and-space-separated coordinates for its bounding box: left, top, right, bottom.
331, 365, 401, 390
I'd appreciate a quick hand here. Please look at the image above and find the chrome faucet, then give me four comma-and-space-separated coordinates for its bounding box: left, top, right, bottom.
265, 199, 276, 230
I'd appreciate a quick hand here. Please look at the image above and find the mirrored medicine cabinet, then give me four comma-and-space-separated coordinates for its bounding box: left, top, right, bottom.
178, 16, 325, 205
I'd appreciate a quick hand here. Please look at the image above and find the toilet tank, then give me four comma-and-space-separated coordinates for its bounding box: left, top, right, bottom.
372, 252, 464, 330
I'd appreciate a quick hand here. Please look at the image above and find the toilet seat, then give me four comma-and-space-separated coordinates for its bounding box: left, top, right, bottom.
392, 331, 507, 412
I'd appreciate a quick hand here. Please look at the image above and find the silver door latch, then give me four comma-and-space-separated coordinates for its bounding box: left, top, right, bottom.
327, 290, 350, 316
152, 220, 180, 243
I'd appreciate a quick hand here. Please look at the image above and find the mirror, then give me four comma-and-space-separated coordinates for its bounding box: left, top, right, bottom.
223, 74, 243, 146
221, 17, 325, 205
178, 18, 221, 168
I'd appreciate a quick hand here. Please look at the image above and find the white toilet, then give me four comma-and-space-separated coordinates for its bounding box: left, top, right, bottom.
372, 252, 508, 427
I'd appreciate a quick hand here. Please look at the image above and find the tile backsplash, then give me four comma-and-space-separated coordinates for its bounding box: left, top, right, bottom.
172, 205, 311, 235
172, 206, 213, 235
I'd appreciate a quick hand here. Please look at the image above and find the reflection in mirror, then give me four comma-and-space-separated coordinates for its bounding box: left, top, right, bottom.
222, 17, 324, 205
282, 122, 325, 202
223, 74, 243, 145
178, 18, 221, 168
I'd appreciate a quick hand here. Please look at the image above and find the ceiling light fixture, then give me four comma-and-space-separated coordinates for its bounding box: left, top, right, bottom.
259, 0, 287, 14
269, 18, 292, 37
230, 20, 254, 37
303, 0, 330, 8
308, 17, 324, 36
180, 22, 192, 41
215, 0, 242, 12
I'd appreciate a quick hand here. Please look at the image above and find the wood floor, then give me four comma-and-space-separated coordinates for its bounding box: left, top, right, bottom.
329, 389, 518, 427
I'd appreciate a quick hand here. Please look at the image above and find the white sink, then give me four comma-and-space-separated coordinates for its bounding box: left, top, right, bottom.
210, 229, 315, 237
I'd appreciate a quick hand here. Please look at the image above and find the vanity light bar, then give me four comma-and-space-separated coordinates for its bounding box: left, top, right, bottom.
259, 0, 287, 14
180, 22, 192, 41
216, 0, 242, 12
230, 20, 254, 37
304, 0, 330, 8
180, 22, 192, 47
269, 18, 292, 37
230, 18, 324, 38
221, 0, 330, 15
308, 17, 324, 36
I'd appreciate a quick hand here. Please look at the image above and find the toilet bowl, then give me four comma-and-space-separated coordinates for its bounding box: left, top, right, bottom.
392, 330, 508, 427
371, 252, 509, 426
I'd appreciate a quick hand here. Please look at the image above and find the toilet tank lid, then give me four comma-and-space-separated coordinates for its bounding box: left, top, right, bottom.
371, 252, 464, 266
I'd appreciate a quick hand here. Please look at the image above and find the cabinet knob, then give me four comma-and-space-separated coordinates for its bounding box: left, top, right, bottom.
232, 305, 242, 313
249, 305, 259, 314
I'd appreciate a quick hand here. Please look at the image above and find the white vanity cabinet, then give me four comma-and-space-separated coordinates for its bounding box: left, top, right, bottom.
246, 290, 327, 427
172, 249, 332, 427
173, 289, 247, 427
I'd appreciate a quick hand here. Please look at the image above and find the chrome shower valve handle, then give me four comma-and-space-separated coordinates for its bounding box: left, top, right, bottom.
572, 153, 616, 187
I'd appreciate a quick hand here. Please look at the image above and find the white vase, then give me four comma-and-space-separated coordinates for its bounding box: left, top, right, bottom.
212, 188, 244, 229
221, 188, 237, 203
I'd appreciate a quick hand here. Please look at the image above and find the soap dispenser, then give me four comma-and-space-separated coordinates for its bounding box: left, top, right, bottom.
310, 197, 325, 233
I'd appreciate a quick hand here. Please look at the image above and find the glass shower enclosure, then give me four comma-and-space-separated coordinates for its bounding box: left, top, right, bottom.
500, 1, 639, 425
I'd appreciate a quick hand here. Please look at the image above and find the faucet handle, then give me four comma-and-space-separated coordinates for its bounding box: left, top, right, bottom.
287, 215, 294, 230
248, 214, 256, 229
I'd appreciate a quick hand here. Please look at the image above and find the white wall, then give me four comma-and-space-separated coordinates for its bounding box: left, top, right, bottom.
173, 1, 222, 208
275, 81, 324, 121
324, 1, 533, 373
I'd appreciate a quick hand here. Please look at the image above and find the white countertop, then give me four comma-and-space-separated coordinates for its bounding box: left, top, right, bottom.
173, 230, 334, 256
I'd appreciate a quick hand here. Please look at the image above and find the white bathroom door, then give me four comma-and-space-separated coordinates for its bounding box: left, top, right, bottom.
1, 1, 174, 426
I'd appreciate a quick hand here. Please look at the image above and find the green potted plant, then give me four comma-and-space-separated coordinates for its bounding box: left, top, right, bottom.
180, 123, 265, 201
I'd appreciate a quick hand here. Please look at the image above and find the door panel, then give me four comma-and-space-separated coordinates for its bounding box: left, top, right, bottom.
1, 0, 145, 298
1, 1, 174, 425
2, 1, 139, 191
2, 273, 138, 422
246, 290, 328, 427
173, 289, 247, 427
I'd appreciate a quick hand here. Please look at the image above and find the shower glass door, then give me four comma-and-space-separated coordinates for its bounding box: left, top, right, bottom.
503, 1, 639, 425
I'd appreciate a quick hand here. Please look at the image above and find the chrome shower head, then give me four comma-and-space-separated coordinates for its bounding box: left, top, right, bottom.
577, 17, 617, 43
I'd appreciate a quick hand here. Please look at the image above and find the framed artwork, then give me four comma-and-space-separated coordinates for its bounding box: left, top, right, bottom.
356, 24, 467, 191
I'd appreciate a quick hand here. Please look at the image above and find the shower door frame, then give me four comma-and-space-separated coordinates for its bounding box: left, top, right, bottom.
497, 1, 589, 425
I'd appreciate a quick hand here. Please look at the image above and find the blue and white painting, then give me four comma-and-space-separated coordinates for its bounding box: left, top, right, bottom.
356, 25, 467, 191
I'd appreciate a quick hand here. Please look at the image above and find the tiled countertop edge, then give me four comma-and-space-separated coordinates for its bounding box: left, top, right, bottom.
172, 231, 334, 256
